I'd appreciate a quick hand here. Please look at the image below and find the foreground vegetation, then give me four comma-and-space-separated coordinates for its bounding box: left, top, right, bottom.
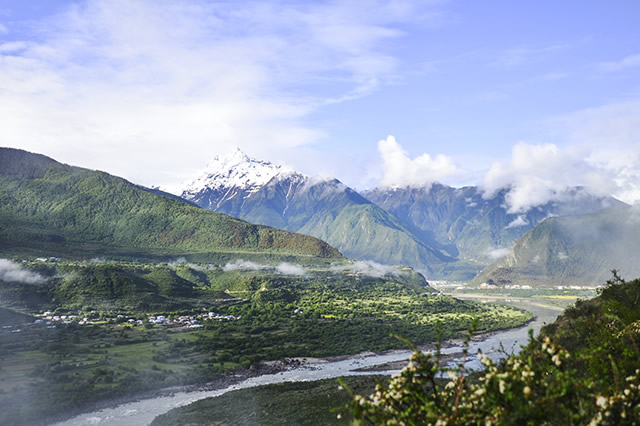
344, 272, 640, 424
0, 259, 531, 425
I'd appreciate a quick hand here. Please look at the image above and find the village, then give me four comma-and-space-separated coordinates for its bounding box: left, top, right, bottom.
2, 310, 239, 334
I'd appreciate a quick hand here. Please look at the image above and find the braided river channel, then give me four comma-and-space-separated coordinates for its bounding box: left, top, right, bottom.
56, 297, 563, 426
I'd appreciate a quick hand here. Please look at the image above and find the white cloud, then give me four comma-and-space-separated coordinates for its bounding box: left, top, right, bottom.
554, 101, 640, 205
222, 259, 306, 275
481, 141, 633, 213
275, 262, 306, 276
0, 259, 46, 284
222, 260, 268, 272
485, 247, 511, 260
330, 260, 402, 278
505, 215, 529, 229
168, 257, 188, 267
599, 54, 640, 72
378, 135, 463, 188
0, 0, 431, 188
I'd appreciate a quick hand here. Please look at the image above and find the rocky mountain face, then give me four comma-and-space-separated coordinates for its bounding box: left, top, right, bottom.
172, 149, 455, 276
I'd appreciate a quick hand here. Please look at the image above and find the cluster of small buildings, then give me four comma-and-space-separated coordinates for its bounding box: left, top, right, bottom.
554, 285, 597, 290
149, 312, 237, 328
21, 310, 239, 331
36, 311, 78, 327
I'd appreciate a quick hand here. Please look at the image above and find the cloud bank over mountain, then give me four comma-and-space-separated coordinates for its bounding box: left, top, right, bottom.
378, 135, 463, 189
376, 133, 639, 213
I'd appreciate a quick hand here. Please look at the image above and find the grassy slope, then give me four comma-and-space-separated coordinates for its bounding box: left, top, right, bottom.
0, 307, 33, 325
300, 204, 455, 276
0, 148, 341, 260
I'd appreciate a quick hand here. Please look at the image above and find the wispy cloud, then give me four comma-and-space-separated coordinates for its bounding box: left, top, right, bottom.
330, 260, 402, 278
1, 0, 434, 187
0, 259, 46, 284
490, 44, 569, 67
223, 260, 269, 272
598, 53, 640, 72
485, 247, 510, 260
275, 262, 306, 276
222, 259, 306, 276
505, 215, 529, 229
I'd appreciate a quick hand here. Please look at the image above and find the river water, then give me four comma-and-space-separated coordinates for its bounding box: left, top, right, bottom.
56, 298, 562, 426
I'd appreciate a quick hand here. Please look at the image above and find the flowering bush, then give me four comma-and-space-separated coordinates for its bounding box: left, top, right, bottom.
341, 333, 640, 425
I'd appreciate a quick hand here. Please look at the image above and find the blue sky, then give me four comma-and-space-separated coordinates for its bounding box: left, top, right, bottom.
1, 0, 639, 211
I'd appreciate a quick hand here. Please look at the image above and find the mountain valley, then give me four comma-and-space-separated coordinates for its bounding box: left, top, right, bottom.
171, 149, 627, 284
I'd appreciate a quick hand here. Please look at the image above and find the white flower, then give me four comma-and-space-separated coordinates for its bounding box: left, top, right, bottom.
499, 380, 506, 394
596, 395, 608, 409
523, 386, 531, 397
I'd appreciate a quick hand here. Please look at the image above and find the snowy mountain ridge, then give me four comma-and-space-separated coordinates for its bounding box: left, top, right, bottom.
173, 148, 302, 200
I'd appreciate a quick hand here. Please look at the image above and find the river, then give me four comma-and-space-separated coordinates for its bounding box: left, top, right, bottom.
55, 298, 562, 426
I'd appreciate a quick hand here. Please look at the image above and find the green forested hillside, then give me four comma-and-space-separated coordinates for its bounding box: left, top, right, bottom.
0, 148, 341, 260
298, 203, 454, 276
472, 206, 640, 287
344, 273, 640, 424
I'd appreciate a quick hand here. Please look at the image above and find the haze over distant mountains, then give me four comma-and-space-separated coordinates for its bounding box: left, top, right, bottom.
473, 205, 640, 287
171, 149, 624, 281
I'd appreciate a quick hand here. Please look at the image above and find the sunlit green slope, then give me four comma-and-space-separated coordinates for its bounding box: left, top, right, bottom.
0, 148, 341, 260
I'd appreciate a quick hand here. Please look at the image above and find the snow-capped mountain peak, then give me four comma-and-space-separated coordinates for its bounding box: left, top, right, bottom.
175, 148, 302, 199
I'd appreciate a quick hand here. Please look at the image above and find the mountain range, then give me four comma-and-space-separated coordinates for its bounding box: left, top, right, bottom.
3, 146, 637, 287
170, 149, 456, 277
171, 149, 622, 281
